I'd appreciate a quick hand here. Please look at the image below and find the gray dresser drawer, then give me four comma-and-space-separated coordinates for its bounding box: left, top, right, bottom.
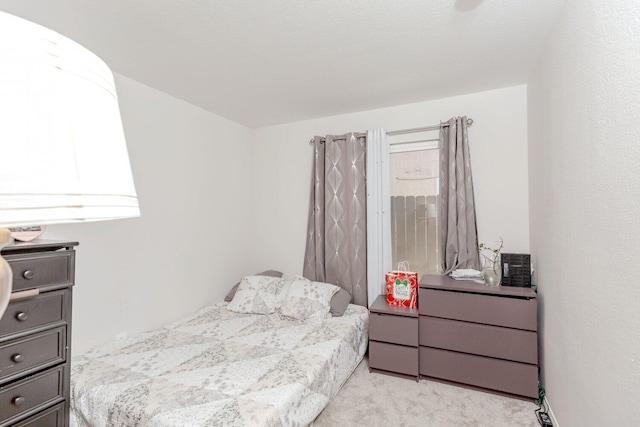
369, 341, 419, 376
419, 288, 537, 331
369, 312, 418, 346
420, 347, 538, 398
13, 401, 65, 427
0, 366, 64, 426
7, 253, 72, 292
0, 291, 66, 340
419, 316, 538, 364
0, 327, 66, 385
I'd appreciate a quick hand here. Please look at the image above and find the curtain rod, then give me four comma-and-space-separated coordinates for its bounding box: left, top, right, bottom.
308, 132, 366, 145
387, 117, 473, 136
308, 118, 473, 144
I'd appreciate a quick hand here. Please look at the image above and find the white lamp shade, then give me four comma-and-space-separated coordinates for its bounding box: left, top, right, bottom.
0, 12, 140, 228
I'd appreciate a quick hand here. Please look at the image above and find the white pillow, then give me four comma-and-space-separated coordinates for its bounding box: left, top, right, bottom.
226, 275, 288, 314
279, 276, 339, 324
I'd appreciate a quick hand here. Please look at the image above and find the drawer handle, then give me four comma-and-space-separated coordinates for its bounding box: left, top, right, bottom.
12, 396, 26, 407
12, 354, 24, 363
23, 270, 35, 280
16, 311, 29, 321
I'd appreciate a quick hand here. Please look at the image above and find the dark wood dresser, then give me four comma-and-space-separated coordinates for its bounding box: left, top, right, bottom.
419, 274, 538, 399
0, 240, 77, 427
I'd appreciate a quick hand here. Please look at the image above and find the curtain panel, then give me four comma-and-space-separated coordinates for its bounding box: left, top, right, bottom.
439, 117, 481, 273
303, 133, 368, 306
365, 129, 391, 307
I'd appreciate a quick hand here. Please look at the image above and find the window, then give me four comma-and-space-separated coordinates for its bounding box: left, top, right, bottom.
365, 128, 442, 306
388, 131, 441, 274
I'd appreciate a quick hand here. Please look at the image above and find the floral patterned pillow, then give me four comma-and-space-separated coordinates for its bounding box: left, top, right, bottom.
279, 276, 340, 325
226, 275, 289, 314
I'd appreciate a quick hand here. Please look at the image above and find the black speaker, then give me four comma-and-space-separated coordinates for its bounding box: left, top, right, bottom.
501, 253, 531, 287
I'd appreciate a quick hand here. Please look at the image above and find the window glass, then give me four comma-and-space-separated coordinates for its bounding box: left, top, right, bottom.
389, 148, 441, 274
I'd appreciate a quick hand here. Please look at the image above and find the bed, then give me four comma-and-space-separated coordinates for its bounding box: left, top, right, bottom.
70, 275, 368, 427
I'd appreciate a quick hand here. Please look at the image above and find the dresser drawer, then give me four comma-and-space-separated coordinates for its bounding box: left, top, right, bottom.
0, 366, 64, 426
419, 289, 537, 331
0, 291, 66, 340
7, 253, 73, 292
0, 328, 66, 385
419, 316, 537, 364
370, 312, 418, 346
13, 401, 65, 427
420, 347, 538, 398
369, 341, 419, 376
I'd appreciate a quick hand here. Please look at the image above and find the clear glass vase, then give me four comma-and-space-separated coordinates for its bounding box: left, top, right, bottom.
481, 254, 501, 287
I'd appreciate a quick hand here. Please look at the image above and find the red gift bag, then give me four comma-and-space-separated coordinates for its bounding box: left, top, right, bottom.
385, 261, 418, 308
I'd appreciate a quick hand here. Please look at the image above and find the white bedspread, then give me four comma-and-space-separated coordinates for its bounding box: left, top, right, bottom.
70, 303, 369, 427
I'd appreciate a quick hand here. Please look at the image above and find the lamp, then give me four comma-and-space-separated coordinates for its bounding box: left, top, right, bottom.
0, 12, 140, 319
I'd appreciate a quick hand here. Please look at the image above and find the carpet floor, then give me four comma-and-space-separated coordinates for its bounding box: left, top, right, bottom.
312, 356, 540, 426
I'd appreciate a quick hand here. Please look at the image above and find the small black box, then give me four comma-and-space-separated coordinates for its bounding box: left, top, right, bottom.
501, 253, 531, 287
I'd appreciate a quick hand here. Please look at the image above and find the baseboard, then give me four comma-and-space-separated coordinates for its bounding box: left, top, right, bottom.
545, 397, 560, 427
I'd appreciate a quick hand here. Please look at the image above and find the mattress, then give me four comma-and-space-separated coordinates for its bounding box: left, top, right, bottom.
70, 302, 369, 426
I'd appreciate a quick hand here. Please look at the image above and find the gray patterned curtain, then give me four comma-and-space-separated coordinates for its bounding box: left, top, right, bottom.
439, 117, 480, 274
303, 132, 368, 306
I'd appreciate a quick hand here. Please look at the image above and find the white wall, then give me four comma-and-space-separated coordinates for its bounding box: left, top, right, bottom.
45, 74, 254, 354
528, 0, 640, 425
251, 85, 530, 280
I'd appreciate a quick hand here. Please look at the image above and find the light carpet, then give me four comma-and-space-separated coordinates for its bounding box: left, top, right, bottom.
312, 357, 539, 426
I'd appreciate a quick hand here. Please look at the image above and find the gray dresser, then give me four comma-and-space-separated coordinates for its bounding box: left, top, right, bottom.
418, 274, 538, 399
368, 295, 419, 379
369, 275, 539, 400
0, 240, 77, 427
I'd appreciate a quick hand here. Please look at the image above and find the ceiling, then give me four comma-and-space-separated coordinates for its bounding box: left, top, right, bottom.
0, 0, 565, 128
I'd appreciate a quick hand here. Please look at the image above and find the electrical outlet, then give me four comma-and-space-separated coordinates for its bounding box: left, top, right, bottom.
538, 411, 553, 427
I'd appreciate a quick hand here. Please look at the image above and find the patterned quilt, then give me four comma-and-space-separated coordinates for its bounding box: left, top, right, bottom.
70, 302, 369, 427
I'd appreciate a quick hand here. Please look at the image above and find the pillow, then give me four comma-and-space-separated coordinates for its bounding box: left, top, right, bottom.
225, 270, 283, 302
279, 276, 339, 324
330, 288, 352, 317
226, 275, 288, 314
